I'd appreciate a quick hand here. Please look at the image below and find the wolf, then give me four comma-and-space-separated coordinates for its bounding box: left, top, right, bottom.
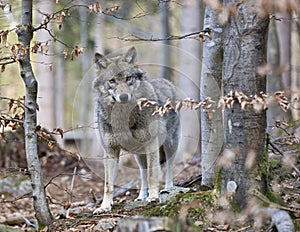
92, 47, 180, 213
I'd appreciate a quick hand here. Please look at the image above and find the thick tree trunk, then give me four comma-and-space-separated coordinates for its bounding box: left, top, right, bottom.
221, 1, 269, 208
200, 6, 224, 186
17, 0, 53, 227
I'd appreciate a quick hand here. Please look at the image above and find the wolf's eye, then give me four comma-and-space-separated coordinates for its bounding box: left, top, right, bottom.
126, 76, 132, 82
108, 79, 115, 84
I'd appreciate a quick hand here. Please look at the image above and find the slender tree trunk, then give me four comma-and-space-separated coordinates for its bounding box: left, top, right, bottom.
266, 20, 284, 131
17, 0, 53, 227
160, 1, 172, 81
177, 0, 201, 162
55, 43, 65, 130
200, 6, 224, 186
35, 1, 55, 129
276, 12, 292, 91
221, 0, 269, 208
291, 6, 300, 121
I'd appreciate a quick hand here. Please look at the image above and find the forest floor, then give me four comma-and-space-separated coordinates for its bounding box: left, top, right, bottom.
0, 129, 300, 231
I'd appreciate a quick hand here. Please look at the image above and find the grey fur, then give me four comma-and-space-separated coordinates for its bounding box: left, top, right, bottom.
93, 47, 180, 213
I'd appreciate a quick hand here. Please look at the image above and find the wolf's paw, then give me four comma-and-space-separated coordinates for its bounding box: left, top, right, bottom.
93, 205, 112, 214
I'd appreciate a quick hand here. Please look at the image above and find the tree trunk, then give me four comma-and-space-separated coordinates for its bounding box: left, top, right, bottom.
177, 0, 201, 162
276, 12, 292, 91
160, 1, 172, 81
221, 0, 269, 208
200, 5, 224, 186
266, 19, 285, 132
291, 6, 300, 121
35, 1, 55, 129
17, 0, 53, 227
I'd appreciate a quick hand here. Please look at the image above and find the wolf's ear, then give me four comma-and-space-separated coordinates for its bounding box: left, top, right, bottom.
94, 53, 109, 69
124, 47, 137, 64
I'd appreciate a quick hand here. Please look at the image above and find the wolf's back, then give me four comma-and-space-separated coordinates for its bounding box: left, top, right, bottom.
147, 78, 178, 106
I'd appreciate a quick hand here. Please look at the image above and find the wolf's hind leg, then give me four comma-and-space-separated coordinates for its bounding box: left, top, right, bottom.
134, 154, 148, 201
93, 151, 119, 214
162, 135, 178, 189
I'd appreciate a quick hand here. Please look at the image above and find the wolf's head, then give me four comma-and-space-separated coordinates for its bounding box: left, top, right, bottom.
93, 47, 145, 104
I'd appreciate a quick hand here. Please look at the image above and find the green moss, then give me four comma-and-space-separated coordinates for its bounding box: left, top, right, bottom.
229, 199, 242, 213
265, 188, 287, 207
215, 168, 222, 194
140, 191, 216, 222
257, 133, 274, 195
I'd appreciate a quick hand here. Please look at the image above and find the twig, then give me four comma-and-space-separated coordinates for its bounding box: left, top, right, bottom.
252, 190, 300, 214
175, 174, 202, 188
94, 213, 128, 218
269, 141, 284, 156
69, 166, 77, 203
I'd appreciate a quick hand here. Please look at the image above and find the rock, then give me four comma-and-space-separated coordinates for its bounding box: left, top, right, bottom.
0, 175, 31, 196
159, 186, 190, 203
117, 216, 175, 232
93, 218, 118, 232
0, 224, 24, 232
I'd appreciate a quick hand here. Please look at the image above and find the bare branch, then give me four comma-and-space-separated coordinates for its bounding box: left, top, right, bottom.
112, 31, 205, 42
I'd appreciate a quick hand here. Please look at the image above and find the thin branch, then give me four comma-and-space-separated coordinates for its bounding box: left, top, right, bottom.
113, 31, 203, 42
0, 117, 23, 123
42, 26, 72, 48
0, 56, 16, 65
69, 166, 77, 203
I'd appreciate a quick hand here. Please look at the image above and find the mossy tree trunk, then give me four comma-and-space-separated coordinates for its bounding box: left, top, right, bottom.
221, 0, 269, 208
16, 0, 53, 227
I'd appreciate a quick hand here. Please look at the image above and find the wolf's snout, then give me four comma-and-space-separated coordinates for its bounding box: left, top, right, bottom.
119, 93, 130, 103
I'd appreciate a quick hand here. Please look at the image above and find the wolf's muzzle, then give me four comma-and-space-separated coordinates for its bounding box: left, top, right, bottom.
117, 93, 131, 103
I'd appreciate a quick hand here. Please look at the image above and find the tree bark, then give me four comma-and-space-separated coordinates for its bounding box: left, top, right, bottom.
200, 5, 224, 186
221, 0, 269, 208
17, 0, 53, 227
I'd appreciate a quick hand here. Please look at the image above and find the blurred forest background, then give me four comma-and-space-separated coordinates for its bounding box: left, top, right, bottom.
1, 0, 299, 155
0, 0, 300, 231
1, 0, 205, 160
1, 0, 298, 158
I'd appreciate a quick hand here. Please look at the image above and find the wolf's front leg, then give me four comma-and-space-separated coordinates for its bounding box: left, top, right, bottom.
146, 151, 161, 202
134, 154, 148, 201
93, 151, 119, 214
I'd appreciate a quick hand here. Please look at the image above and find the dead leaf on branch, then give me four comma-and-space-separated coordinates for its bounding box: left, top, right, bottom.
70, 46, 83, 60
138, 91, 293, 117
48, 141, 57, 150
89, 2, 102, 15
63, 47, 69, 59
198, 28, 212, 42
52, 128, 64, 139
0, 30, 9, 45
0, 2, 12, 12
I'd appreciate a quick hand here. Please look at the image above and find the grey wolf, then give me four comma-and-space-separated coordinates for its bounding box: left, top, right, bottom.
92, 47, 180, 213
